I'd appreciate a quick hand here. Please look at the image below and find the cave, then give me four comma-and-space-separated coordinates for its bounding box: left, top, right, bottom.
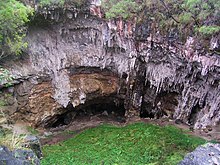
140, 91, 179, 119
51, 97, 126, 128
140, 102, 156, 119
188, 103, 201, 125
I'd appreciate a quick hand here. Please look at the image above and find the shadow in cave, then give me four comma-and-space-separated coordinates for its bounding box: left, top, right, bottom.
188, 103, 201, 125
51, 98, 126, 128
140, 90, 179, 119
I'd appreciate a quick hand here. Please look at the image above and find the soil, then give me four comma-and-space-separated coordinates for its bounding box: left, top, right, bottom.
39, 114, 220, 146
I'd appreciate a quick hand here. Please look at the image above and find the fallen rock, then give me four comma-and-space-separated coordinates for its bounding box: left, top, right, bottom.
23, 135, 43, 159
0, 146, 40, 165
179, 143, 220, 165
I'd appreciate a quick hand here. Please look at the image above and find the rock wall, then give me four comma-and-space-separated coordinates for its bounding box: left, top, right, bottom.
0, 0, 219, 129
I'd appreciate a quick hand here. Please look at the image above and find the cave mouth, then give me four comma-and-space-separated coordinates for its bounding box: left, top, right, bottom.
140, 91, 179, 119
51, 97, 126, 128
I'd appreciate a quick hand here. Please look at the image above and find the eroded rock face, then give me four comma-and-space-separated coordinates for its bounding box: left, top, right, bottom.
16, 69, 120, 127
136, 44, 220, 129
1, 1, 220, 129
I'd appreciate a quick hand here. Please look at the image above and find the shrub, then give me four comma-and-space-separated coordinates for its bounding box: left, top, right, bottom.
197, 25, 220, 35
0, 67, 13, 87
39, 0, 65, 6
101, 0, 140, 19
102, 0, 219, 38
0, 0, 33, 60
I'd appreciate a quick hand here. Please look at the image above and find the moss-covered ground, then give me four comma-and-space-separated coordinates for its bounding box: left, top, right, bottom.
41, 123, 206, 165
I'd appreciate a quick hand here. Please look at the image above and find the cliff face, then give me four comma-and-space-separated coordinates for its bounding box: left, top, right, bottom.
1, 1, 220, 129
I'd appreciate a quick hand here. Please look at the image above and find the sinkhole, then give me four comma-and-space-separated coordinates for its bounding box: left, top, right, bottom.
50, 97, 126, 128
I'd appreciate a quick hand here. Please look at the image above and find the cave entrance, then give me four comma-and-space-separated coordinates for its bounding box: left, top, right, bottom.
188, 103, 201, 125
51, 97, 126, 128
140, 91, 179, 119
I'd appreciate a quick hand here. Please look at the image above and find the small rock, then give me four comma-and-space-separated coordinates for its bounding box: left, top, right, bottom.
175, 119, 183, 124
203, 128, 209, 133
44, 131, 53, 137
0, 117, 7, 125
116, 116, 126, 123
102, 110, 108, 116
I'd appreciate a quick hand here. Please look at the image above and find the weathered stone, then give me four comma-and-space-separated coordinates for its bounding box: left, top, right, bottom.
23, 135, 43, 159
179, 143, 220, 165
0, 146, 40, 165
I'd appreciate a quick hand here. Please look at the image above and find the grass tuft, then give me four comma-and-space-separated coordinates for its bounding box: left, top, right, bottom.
0, 128, 26, 150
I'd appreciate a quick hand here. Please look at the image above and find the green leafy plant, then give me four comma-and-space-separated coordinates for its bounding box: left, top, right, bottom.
26, 126, 39, 135
102, 0, 140, 19
181, 0, 220, 35
0, 0, 33, 60
39, 0, 87, 7
102, 0, 219, 39
39, 0, 65, 6
0, 67, 13, 87
197, 26, 220, 35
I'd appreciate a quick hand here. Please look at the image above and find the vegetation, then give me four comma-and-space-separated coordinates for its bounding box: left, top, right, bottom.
39, 0, 86, 7
39, 0, 65, 6
26, 126, 39, 135
197, 26, 220, 36
0, 0, 33, 60
102, 0, 140, 19
102, 0, 220, 37
0, 67, 13, 86
0, 128, 26, 150
181, 0, 220, 36
41, 123, 206, 165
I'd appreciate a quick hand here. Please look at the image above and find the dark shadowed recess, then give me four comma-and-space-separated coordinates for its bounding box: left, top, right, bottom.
50, 96, 126, 128
140, 90, 179, 119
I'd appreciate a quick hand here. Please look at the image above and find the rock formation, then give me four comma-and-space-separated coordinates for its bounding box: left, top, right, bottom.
0, 0, 219, 129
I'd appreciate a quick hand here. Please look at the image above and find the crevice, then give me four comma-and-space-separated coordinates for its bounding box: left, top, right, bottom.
188, 103, 201, 125
140, 102, 155, 118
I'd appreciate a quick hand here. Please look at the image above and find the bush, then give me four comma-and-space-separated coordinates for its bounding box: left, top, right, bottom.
197, 26, 220, 35
102, 0, 220, 38
102, 0, 140, 19
39, 0, 65, 6
0, 67, 13, 87
0, 0, 33, 60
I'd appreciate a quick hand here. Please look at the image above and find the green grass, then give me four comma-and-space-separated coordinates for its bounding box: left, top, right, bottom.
41, 123, 206, 165
26, 126, 39, 135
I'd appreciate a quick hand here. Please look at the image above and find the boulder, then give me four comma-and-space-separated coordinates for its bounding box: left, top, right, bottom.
179, 143, 220, 165
23, 135, 43, 159
0, 146, 40, 165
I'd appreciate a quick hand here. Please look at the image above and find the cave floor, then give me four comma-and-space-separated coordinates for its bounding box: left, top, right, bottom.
39, 115, 220, 146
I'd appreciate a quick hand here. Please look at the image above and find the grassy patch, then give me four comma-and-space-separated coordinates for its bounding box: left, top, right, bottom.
41, 123, 206, 165
26, 126, 39, 135
0, 128, 26, 150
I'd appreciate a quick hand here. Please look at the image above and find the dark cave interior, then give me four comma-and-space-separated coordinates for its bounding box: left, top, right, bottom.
51, 97, 126, 128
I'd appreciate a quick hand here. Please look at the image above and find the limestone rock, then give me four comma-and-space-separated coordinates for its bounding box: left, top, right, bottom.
0, 146, 40, 165
23, 135, 43, 159
179, 143, 220, 165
